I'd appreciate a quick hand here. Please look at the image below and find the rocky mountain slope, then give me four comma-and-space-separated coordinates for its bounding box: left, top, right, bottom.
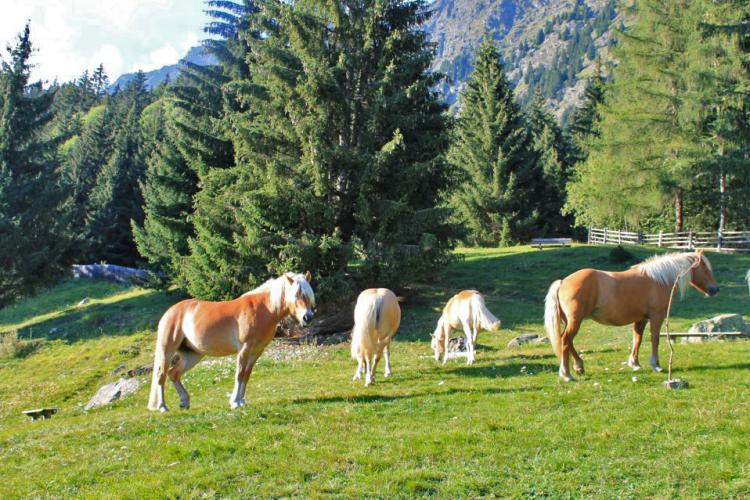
110, 46, 217, 91
112, 0, 619, 121
425, 0, 619, 120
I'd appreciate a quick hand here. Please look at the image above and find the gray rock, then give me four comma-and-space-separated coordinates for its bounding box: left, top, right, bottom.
683, 313, 750, 344
85, 378, 142, 410
507, 334, 547, 348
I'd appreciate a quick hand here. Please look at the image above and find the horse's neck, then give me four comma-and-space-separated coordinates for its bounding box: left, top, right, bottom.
243, 289, 289, 325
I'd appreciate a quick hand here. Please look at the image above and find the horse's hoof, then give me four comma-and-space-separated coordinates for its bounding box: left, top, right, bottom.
384, 371, 391, 378
352, 374, 360, 381
574, 367, 585, 376
179, 403, 190, 410
652, 365, 663, 373
159, 405, 168, 413
559, 374, 574, 382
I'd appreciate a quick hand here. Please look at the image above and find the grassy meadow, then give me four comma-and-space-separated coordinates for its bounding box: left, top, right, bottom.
1, 245, 749, 498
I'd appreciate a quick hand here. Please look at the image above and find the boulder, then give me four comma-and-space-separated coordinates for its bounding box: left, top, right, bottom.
85, 378, 142, 410
683, 313, 750, 344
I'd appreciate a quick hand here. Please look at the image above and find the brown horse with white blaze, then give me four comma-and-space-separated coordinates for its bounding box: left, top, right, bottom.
544, 250, 718, 381
147, 272, 315, 411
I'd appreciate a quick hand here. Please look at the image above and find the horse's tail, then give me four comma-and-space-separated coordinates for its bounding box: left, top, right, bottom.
148, 313, 171, 411
351, 293, 383, 359
544, 280, 563, 359
471, 293, 501, 332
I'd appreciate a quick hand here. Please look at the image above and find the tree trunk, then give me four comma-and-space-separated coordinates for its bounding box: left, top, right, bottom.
718, 170, 726, 234
674, 189, 683, 232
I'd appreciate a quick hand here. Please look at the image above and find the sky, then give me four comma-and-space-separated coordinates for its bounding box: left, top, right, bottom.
0, 0, 210, 84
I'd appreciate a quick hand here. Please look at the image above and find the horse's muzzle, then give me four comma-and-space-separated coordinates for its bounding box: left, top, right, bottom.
707, 285, 719, 296
303, 311, 314, 324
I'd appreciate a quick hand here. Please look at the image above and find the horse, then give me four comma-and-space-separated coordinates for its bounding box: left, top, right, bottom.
147, 272, 315, 411
431, 290, 501, 365
351, 288, 401, 386
544, 250, 718, 382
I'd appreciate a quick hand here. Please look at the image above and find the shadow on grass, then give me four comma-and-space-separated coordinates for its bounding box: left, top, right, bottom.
289, 385, 541, 406
446, 361, 553, 378
11, 287, 181, 343
679, 362, 750, 373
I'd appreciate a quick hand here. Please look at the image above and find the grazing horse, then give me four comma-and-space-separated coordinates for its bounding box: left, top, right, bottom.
147, 272, 315, 411
431, 290, 501, 365
544, 250, 718, 381
351, 288, 401, 386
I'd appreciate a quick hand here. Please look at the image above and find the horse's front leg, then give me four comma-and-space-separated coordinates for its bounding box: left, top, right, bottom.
627, 319, 647, 371
649, 315, 665, 372
230, 345, 259, 409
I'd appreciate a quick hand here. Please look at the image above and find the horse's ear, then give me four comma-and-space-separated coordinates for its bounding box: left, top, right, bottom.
286, 274, 295, 285
695, 249, 705, 261
304, 270, 312, 283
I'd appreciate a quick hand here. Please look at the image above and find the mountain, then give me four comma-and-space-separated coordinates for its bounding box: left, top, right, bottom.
425, 0, 619, 120
110, 46, 217, 92
111, 1, 618, 121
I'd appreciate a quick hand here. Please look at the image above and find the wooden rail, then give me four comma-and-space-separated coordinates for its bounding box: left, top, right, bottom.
588, 227, 750, 252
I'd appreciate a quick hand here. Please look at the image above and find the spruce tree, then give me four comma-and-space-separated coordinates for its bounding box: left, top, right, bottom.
85, 74, 150, 265
0, 24, 71, 305
132, 103, 197, 283
448, 37, 538, 246
184, 0, 452, 299
526, 91, 575, 235
566, 1, 700, 230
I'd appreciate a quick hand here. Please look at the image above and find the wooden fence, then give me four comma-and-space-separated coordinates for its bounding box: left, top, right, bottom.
587, 227, 750, 252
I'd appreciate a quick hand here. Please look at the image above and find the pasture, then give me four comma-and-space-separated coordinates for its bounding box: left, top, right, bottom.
1, 245, 749, 498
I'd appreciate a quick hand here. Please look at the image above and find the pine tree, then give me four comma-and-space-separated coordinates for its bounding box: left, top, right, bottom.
567, 64, 606, 163
526, 91, 575, 235
448, 38, 539, 246
132, 102, 197, 283
184, 0, 452, 299
566, 1, 700, 230
64, 103, 113, 241
0, 24, 71, 305
85, 74, 150, 265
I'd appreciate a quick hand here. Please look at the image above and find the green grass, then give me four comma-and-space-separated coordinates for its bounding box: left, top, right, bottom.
1, 245, 749, 498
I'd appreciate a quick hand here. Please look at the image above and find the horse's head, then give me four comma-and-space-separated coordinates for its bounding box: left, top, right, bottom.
690, 250, 719, 297
285, 271, 316, 326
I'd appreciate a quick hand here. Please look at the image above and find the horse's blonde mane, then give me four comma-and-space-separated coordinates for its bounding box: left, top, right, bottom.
633, 252, 710, 298
242, 273, 315, 310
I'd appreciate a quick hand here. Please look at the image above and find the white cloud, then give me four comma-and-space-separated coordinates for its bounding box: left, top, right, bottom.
133, 43, 180, 72
0, 0, 205, 83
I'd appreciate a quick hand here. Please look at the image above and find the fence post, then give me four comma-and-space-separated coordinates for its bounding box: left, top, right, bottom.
688, 229, 694, 249
588, 225, 592, 245
604, 228, 608, 245
657, 230, 663, 247
638, 232, 644, 245
618, 229, 622, 245
717, 228, 722, 251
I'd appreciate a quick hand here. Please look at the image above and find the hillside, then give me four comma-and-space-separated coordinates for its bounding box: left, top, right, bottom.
425, 0, 618, 118
110, 46, 217, 91
1, 246, 749, 496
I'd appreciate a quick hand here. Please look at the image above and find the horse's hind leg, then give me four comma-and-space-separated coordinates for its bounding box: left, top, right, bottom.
383, 344, 392, 378
169, 349, 204, 410
462, 322, 475, 365
148, 326, 181, 412
559, 318, 582, 382
353, 356, 363, 380
649, 315, 665, 372
628, 320, 647, 371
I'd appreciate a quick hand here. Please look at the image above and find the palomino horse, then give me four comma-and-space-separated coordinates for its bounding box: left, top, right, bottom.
147, 272, 315, 411
351, 288, 401, 386
431, 290, 501, 365
544, 250, 718, 381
